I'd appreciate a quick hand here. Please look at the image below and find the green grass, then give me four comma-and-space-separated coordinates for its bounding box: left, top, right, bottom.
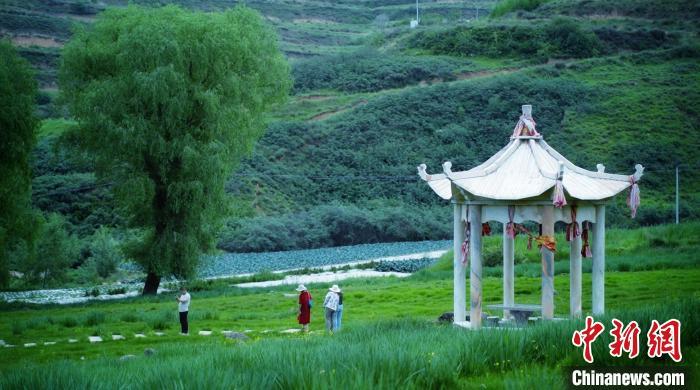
1, 299, 698, 388
1, 223, 699, 387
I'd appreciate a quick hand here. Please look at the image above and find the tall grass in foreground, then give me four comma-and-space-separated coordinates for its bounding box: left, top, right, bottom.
2, 299, 697, 389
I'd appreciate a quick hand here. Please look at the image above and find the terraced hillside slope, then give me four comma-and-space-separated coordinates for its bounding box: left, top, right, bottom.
1, 0, 698, 257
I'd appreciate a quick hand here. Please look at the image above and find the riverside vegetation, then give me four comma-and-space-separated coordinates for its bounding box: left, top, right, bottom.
1, 223, 699, 387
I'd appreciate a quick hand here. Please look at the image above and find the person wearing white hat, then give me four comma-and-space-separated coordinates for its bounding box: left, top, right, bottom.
333, 285, 344, 332
296, 284, 312, 332
323, 285, 341, 333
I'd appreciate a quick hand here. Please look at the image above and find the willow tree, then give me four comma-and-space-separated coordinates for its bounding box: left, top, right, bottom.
0, 40, 38, 288
60, 6, 290, 294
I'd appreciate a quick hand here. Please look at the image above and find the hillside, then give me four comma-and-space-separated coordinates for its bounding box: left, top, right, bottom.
1, 0, 699, 257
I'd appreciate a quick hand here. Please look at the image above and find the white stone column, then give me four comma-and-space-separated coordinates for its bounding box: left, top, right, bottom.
453, 203, 466, 323
541, 206, 555, 319
469, 204, 483, 329
592, 205, 606, 315
570, 230, 582, 318
503, 227, 514, 319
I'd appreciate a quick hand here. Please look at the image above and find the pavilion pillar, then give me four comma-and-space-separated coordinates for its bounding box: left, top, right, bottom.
541, 206, 555, 319
503, 227, 514, 320
453, 203, 467, 323
592, 205, 606, 315
569, 229, 582, 318
469, 204, 483, 329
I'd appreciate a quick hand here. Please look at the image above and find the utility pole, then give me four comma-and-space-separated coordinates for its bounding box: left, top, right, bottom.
676, 164, 680, 224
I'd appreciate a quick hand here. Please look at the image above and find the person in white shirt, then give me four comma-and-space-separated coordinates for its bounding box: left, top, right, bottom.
323, 285, 340, 333
176, 287, 191, 335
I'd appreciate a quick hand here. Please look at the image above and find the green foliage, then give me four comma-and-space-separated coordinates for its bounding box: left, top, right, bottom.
86, 227, 122, 278
21, 213, 79, 288
0, 299, 698, 388
0, 40, 39, 288
293, 49, 461, 93
59, 5, 291, 290
409, 18, 604, 59
490, 0, 553, 18
219, 203, 449, 252
537, 0, 700, 20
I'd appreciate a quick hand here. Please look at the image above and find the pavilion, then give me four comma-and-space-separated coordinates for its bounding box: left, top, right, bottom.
417, 105, 643, 329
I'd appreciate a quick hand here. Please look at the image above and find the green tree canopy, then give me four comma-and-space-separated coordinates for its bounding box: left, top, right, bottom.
0, 40, 38, 288
59, 5, 290, 293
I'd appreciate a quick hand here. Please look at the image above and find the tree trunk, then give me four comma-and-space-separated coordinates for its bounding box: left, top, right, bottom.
143, 272, 161, 295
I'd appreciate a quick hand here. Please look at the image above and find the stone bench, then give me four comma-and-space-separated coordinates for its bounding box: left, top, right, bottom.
487, 304, 542, 326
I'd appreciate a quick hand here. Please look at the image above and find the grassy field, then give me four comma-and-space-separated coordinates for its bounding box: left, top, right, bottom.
2, 223, 699, 387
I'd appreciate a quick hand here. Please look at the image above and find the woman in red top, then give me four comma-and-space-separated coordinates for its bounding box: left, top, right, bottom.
296, 284, 312, 332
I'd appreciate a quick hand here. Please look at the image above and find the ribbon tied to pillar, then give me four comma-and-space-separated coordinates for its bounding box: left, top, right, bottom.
461, 207, 470, 265
627, 175, 641, 218
505, 205, 516, 239
581, 221, 592, 258
536, 235, 557, 253
566, 206, 581, 242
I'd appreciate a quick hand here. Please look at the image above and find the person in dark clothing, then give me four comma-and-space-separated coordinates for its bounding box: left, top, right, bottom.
176, 287, 191, 335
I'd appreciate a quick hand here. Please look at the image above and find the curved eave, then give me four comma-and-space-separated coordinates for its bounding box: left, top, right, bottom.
419, 137, 642, 202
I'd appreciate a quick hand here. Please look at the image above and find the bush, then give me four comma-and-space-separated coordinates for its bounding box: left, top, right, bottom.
21, 213, 80, 288
84, 311, 105, 326
490, 0, 553, 18
410, 18, 604, 59
293, 49, 460, 93
59, 316, 79, 328
374, 258, 436, 273
84, 287, 100, 297
88, 227, 122, 278
107, 287, 127, 295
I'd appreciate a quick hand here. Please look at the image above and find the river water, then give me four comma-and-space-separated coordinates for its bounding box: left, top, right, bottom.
0, 240, 450, 304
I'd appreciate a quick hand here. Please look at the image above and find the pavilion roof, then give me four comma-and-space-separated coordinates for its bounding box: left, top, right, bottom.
418, 105, 644, 202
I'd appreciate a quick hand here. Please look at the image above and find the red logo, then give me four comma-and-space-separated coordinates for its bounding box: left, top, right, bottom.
609, 319, 640, 359
572, 316, 605, 363
647, 319, 682, 362
572, 317, 682, 363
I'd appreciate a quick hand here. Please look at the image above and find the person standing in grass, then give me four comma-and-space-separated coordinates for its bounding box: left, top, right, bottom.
333, 286, 343, 331
323, 285, 340, 333
176, 287, 191, 335
296, 284, 312, 332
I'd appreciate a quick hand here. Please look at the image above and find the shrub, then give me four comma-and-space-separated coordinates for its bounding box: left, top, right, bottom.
59, 316, 79, 328
89, 227, 122, 278
107, 287, 127, 295
490, 0, 553, 18
120, 313, 139, 323
293, 49, 460, 93
84, 311, 105, 326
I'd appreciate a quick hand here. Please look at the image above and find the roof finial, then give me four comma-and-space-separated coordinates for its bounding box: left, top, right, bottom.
511, 104, 540, 138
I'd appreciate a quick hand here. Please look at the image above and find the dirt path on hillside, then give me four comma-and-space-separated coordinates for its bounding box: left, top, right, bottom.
309, 99, 368, 121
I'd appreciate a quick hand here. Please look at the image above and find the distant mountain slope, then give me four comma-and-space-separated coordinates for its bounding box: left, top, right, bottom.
2, 0, 698, 253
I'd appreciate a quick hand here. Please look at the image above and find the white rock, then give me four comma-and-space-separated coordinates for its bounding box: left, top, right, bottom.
4, 344, 15, 348
0, 339, 5, 346
24, 342, 37, 347
134, 333, 146, 338
68, 339, 78, 343
44, 341, 56, 346
198, 330, 212, 336
243, 329, 253, 333
280, 329, 301, 334
154, 332, 164, 336
112, 335, 125, 341
88, 336, 102, 343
